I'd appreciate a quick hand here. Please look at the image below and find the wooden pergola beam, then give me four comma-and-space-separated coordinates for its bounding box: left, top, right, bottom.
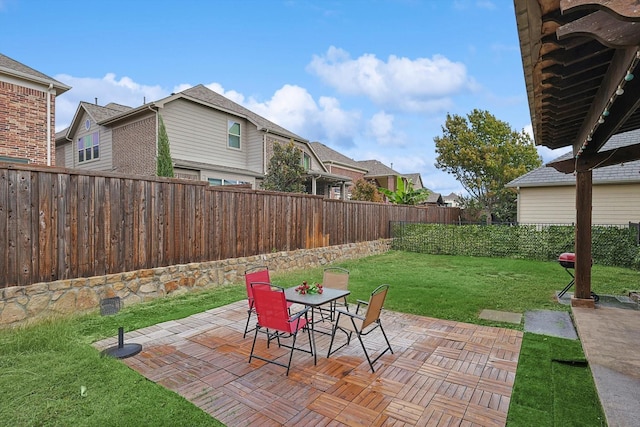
548, 142, 640, 173
561, 0, 640, 20
557, 11, 640, 48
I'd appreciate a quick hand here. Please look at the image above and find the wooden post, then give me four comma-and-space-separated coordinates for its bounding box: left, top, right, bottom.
573, 169, 594, 308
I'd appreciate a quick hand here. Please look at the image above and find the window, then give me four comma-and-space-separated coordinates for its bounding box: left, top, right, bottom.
78, 132, 99, 163
208, 178, 249, 186
228, 120, 240, 149
302, 152, 311, 170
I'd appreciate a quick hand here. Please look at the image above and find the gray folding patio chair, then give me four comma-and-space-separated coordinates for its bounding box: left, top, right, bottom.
327, 284, 393, 372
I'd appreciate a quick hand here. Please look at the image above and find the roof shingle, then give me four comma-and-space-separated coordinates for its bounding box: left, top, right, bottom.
507, 129, 640, 187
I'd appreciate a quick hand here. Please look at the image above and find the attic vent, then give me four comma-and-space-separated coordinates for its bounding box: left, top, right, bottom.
85, 119, 90, 130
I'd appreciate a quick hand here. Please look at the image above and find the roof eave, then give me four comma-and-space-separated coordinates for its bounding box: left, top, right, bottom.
0, 67, 71, 95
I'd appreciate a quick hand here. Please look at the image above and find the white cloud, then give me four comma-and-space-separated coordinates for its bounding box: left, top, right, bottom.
52, 73, 363, 148
537, 146, 572, 164
244, 84, 360, 146
204, 83, 246, 104
476, 1, 496, 10
453, 0, 496, 10
307, 46, 471, 112
367, 111, 404, 146
523, 124, 572, 163
54, 73, 168, 131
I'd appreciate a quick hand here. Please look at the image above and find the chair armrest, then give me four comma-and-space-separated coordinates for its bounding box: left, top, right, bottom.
355, 299, 369, 314
336, 307, 365, 321
289, 306, 310, 322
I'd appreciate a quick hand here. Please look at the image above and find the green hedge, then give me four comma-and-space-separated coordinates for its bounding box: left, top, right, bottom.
391, 223, 640, 270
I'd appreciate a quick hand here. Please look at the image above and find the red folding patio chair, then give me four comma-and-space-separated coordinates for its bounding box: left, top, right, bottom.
243, 266, 294, 338
248, 282, 313, 375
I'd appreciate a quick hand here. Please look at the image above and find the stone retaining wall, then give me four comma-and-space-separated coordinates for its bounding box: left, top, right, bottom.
0, 239, 391, 328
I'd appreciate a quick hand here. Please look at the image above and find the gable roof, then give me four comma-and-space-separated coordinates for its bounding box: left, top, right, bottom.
0, 52, 70, 95
82, 102, 132, 122
178, 85, 305, 141
64, 101, 134, 139
424, 192, 443, 205
358, 160, 399, 177
309, 142, 367, 172
404, 173, 424, 189
507, 128, 640, 188
89, 84, 306, 144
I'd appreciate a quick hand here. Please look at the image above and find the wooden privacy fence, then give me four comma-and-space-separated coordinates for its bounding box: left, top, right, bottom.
0, 164, 460, 288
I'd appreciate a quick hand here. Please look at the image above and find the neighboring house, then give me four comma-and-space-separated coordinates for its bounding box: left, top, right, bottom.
506, 128, 640, 225
404, 173, 424, 189
56, 84, 342, 197
443, 192, 462, 208
311, 142, 433, 201
0, 52, 71, 165
357, 159, 405, 193
310, 141, 367, 199
403, 172, 443, 205
423, 192, 444, 206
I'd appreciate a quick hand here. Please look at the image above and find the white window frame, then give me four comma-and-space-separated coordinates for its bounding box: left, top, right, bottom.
301, 151, 311, 171
228, 120, 241, 149
78, 132, 100, 163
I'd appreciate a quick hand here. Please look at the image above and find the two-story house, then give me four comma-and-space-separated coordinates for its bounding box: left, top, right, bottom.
56, 84, 349, 197
0, 52, 71, 165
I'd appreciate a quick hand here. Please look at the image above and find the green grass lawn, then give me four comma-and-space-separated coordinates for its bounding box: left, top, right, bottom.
2, 251, 636, 426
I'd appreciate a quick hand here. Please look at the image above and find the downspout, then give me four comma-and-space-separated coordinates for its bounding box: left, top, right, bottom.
46, 83, 53, 166
151, 105, 158, 166
263, 128, 269, 175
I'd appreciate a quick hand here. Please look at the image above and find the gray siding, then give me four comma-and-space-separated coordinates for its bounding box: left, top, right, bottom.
245, 125, 264, 173
160, 99, 249, 169
67, 111, 113, 171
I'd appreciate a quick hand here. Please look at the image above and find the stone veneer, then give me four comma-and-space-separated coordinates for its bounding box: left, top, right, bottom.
0, 240, 391, 328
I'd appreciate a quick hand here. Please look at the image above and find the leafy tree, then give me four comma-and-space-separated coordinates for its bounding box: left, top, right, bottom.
262, 140, 306, 193
350, 178, 384, 202
378, 176, 429, 205
434, 109, 542, 223
156, 115, 174, 177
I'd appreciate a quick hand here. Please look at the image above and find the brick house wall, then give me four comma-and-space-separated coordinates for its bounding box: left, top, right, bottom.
326, 165, 365, 182
0, 81, 54, 165
112, 116, 156, 176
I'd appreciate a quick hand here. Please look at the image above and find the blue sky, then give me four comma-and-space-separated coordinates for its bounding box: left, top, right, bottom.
0, 0, 569, 195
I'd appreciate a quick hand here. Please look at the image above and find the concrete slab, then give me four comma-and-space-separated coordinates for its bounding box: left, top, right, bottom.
573, 306, 640, 427
524, 310, 578, 340
479, 309, 522, 324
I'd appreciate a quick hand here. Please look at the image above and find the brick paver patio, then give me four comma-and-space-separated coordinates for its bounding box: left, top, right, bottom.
93, 301, 522, 426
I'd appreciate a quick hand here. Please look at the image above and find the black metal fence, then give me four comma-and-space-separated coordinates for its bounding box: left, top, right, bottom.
391, 222, 640, 270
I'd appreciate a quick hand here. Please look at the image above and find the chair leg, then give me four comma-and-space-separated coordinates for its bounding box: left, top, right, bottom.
327, 321, 339, 357
285, 332, 298, 376
355, 332, 377, 372
243, 305, 255, 338
327, 323, 352, 357
379, 323, 393, 356
248, 326, 260, 363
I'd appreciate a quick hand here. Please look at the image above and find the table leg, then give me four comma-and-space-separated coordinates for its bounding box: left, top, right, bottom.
310, 306, 317, 364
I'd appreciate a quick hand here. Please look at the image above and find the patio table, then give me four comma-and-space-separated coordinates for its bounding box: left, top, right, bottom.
285, 286, 350, 364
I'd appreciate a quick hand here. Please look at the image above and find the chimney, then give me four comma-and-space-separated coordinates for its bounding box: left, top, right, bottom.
95, 98, 98, 105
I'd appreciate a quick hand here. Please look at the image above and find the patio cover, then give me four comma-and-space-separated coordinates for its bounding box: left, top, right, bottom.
513, 0, 640, 306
